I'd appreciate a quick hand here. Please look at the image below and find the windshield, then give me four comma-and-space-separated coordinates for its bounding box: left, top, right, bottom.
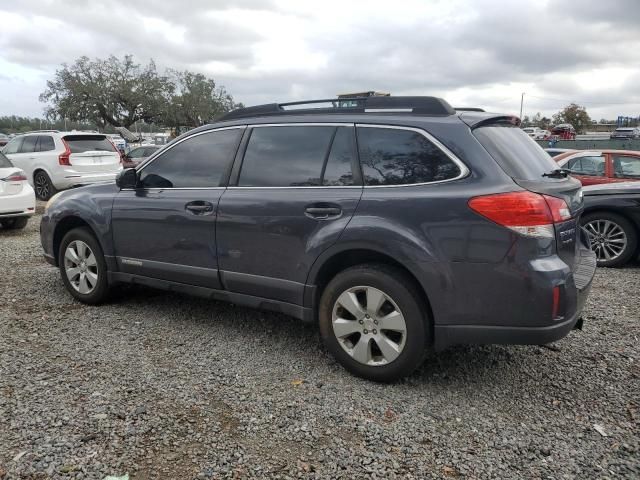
63, 135, 116, 153
0, 152, 13, 168
474, 125, 560, 180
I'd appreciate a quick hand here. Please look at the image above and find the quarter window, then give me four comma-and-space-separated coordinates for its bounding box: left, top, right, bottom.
239, 126, 335, 187
612, 155, 640, 179
357, 127, 461, 186
139, 129, 242, 188
565, 155, 605, 176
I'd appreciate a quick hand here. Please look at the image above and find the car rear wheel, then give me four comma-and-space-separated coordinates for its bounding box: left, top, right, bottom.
582, 212, 638, 268
59, 227, 110, 304
34, 170, 57, 201
0, 217, 29, 230
319, 264, 429, 382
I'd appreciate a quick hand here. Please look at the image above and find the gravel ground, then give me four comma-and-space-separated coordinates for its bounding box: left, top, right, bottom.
1, 210, 639, 479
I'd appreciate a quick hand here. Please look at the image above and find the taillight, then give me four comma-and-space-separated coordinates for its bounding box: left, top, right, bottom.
468, 191, 572, 238
59, 139, 71, 166
2, 170, 28, 182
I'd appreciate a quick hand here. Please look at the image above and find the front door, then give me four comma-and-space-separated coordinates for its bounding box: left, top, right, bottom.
111, 127, 245, 289
563, 153, 608, 185
216, 124, 363, 305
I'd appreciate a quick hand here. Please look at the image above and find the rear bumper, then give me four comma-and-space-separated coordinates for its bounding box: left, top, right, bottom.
434, 281, 591, 350
0, 185, 36, 217
53, 170, 120, 189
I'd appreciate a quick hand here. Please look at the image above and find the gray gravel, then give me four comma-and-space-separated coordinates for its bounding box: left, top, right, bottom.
1, 210, 639, 479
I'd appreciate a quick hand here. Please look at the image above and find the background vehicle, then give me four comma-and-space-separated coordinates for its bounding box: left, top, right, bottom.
0, 152, 35, 230
40, 96, 595, 382
551, 124, 576, 140
545, 148, 574, 157
582, 182, 640, 267
610, 127, 640, 140
554, 149, 640, 186
0, 133, 9, 147
2, 131, 122, 200
523, 127, 550, 140
122, 145, 161, 168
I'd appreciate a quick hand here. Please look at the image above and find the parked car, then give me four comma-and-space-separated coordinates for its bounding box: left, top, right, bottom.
40, 96, 596, 382
545, 148, 574, 157
0, 151, 35, 230
522, 127, 550, 140
550, 124, 576, 140
122, 145, 161, 168
0, 133, 9, 147
2, 131, 122, 200
554, 149, 640, 186
582, 182, 640, 267
610, 127, 640, 140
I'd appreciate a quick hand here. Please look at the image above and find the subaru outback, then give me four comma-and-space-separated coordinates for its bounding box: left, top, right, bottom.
40, 96, 596, 382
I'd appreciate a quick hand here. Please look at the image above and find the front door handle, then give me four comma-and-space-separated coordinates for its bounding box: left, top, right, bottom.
185, 201, 215, 215
304, 206, 342, 220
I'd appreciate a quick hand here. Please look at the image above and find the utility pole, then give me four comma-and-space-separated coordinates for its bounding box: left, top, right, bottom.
519, 92, 525, 119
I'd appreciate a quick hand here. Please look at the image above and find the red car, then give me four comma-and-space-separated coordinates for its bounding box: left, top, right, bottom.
554, 149, 640, 186
550, 124, 576, 140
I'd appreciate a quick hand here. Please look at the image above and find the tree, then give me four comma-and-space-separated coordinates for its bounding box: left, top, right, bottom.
164, 70, 242, 130
552, 103, 592, 134
40, 55, 174, 129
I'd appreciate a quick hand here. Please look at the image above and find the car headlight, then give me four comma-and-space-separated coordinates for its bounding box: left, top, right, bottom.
44, 191, 64, 212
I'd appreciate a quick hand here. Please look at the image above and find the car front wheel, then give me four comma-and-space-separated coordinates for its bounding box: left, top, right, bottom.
319, 264, 429, 382
59, 227, 110, 303
582, 212, 638, 267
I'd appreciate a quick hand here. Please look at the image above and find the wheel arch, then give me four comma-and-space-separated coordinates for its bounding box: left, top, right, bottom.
52, 216, 102, 266
307, 246, 434, 328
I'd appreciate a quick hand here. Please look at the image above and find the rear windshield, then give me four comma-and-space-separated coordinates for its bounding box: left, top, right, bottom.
63, 135, 116, 153
474, 125, 560, 180
0, 152, 13, 168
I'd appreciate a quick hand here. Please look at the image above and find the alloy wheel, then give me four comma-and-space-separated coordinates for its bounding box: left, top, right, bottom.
35, 173, 50, 199
64, 240, 99, 294
584, 220, 628, 262
331, 286, 407, 366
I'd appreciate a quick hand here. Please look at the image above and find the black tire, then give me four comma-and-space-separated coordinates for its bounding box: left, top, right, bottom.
58, 227, 110, 304
318, 264, 429, 382
1, 217, 29, 230
34, 170, 57, 201
582, 211, 638, 268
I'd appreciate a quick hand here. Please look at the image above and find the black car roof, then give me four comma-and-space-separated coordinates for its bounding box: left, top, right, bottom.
583, 182, 640, 196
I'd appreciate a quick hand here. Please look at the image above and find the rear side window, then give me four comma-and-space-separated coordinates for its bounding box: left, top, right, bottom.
565, 155, 605, 176
139, 128, 242, 188
19, 136, 38, 153
357, 127, 461, 185
613, 155, 640, 179
0, 152, 13, 168
63, 135, 116, 153
37, 135, 55, 152
474, 126, 559, 180
323, 127, 356, 186
239, 126, 335, 187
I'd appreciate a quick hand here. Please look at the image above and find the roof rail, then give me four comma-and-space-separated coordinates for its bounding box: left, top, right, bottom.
455, 107, 485, 112
220, 96, 455, 121
20, 129, 60, 134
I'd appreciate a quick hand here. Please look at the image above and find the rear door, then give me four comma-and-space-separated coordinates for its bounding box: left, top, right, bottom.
611, 154, 640, 183
63, 135, 121, 173
111, 127, 244, 288
216, 124, 362, 305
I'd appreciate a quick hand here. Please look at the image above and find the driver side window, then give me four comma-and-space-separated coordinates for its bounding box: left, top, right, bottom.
566, 155, 605, 176
139, 128, 243, 189
3, 137, 23, 154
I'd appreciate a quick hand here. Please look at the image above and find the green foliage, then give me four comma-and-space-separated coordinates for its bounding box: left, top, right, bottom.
552, 103, 592, 134
40, 55, 241, 129
0, 116, 99, 134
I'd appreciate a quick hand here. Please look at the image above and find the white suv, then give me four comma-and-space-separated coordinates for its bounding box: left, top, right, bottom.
2, 131, 122, 200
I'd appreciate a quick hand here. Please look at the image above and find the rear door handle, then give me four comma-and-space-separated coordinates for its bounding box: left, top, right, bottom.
185, 201, 215, 215
304, 206, 342, 220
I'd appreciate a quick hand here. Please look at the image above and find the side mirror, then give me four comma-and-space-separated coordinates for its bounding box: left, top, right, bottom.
116, 168, 138, 189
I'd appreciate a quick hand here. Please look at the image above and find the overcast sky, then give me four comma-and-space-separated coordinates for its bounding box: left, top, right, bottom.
0, 0, 639, 121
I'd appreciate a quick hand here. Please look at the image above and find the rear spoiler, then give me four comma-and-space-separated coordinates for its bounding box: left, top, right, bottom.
459, 112, 521, 128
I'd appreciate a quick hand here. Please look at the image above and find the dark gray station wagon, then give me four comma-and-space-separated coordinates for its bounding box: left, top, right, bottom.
41, 97, 596, 381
